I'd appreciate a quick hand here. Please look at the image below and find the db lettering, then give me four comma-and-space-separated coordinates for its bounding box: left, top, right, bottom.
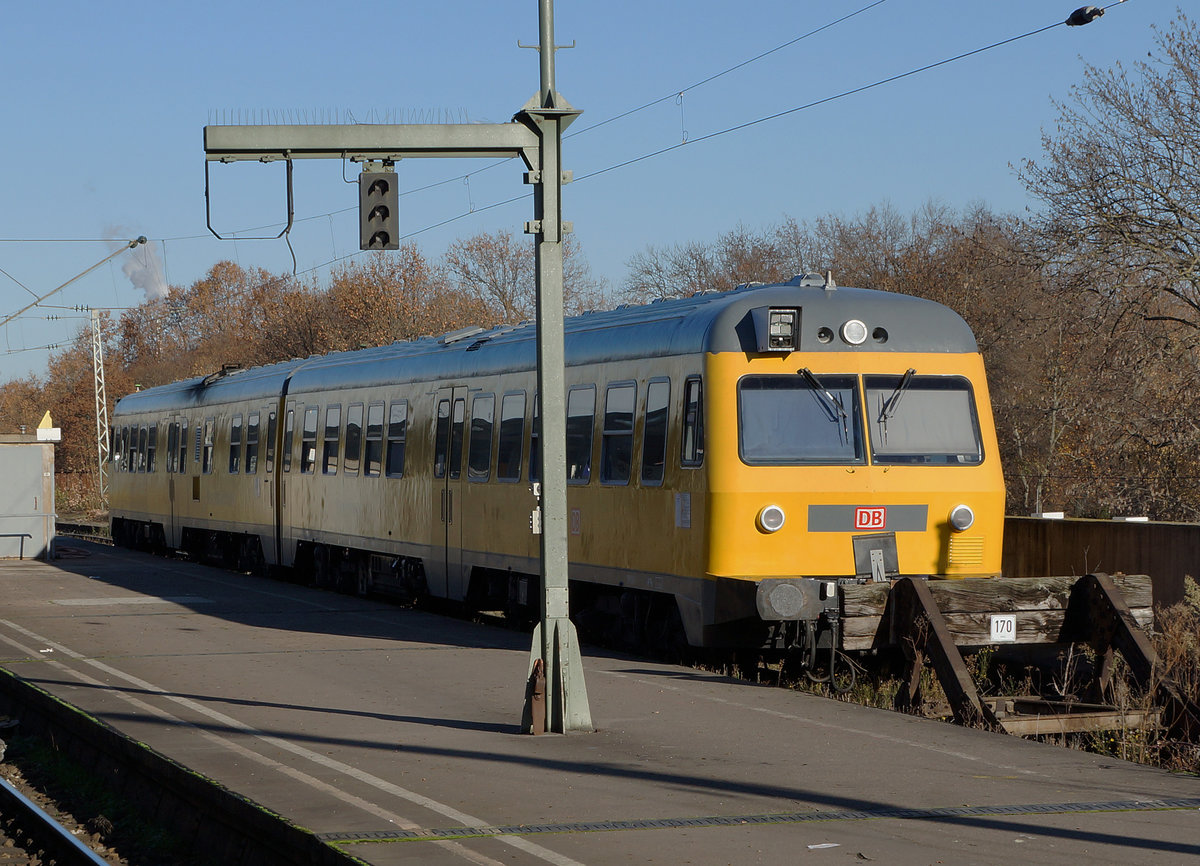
855, 507, 886, 530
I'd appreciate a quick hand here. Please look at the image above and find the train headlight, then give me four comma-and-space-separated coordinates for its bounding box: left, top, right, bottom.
757, 504, 786, 533
949, 504, 975, 532
841, 319, 868, 345
751, 306, 801, 352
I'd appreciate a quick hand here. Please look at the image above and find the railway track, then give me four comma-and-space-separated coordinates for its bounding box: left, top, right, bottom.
0, 668, 357, 866
0, 773, 109, 865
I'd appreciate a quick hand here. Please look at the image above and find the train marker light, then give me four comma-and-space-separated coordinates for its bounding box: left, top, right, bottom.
757, 504, 786, 533
359, 167, 400, 251
751, 306, 801, 352
840, 319, 868, 345
949, 504, 975, 532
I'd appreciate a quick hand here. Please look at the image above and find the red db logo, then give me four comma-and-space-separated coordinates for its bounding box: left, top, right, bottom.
854, 506, 886, 530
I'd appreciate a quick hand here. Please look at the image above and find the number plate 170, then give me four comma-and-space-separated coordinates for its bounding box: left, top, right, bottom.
990, 614, 1017, 642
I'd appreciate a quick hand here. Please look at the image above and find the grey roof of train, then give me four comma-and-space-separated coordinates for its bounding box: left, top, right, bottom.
114, 280, 977, 413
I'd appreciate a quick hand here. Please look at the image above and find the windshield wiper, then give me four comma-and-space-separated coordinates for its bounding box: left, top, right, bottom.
800, 368, 849, 442
879, 368, 916, 424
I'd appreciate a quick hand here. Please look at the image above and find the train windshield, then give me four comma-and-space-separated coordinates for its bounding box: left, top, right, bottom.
738, 374, 865, 464
864, 374, 983, 465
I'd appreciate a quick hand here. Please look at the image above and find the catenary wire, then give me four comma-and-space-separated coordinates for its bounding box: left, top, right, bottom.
0, 2, 1132, 348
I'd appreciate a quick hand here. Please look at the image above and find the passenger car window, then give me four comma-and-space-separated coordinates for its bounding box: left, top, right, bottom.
386, 401, 408, 478
600, 383, 636, 485
146, 424, 157, 472
246, 413, 260, 475
641, 379, 670, 485
681, 377, 704, 467
229, 415, 243, 474
497, 392, 525, 482
365, 402, 384, 477
300, 407, 318, 474
344, 403, 363, 475
282, 408, 296, 473
202, 418, 215, 475
566, 385, 596, 484
323, 405, 341, 475
468, 394, 495, 481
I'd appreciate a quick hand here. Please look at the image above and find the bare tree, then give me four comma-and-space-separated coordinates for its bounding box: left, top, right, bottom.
1019, 11, 1200, 332
445, 229, 605, 322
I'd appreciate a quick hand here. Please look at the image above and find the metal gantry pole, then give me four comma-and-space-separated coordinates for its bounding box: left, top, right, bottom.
519, 0, 593, 734
91, 310, 110, 505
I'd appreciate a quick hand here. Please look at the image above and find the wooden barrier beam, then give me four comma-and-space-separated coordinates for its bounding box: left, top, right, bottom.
840, 575, 1153, 651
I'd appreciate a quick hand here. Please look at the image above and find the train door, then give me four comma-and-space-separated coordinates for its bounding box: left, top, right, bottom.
432, 386, 467, 600
166, 416, 178, 546
277, 400, 297, 567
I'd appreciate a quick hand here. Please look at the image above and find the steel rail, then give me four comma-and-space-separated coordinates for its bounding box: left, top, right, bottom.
0, 775, 109, 865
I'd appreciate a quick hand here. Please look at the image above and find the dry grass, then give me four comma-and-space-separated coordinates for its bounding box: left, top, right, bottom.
54, 471, 107, 521
788, 578, 1200, 774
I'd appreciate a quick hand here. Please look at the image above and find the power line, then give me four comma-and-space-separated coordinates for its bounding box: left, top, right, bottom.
2, 341, 63, 356
567, 0, 891, 139
0, 238, 147, 331
121, 2, 896, 246
0, 2, 1135, 353
187, 3, 1124, 254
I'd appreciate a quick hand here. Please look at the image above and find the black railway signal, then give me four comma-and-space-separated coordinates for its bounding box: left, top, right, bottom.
359, 169, 399, 250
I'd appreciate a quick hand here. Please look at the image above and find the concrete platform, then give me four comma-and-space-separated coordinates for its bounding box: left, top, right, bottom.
0, 541, 1196, 865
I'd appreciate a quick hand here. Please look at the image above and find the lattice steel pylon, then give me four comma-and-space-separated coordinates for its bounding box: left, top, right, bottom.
91, 310, 110, 505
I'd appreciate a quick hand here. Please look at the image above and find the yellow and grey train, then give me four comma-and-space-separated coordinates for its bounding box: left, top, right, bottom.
109, 274, 1005, 655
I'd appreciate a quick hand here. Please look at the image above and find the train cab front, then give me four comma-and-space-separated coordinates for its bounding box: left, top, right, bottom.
700, 284, 1006, 653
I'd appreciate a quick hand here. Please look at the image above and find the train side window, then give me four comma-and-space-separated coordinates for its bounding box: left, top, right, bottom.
229, 414, 243, 474
468, 394, 495, 481
449, 398, 466, 480
147, 424, 157, 472
641, 379, 671, 485
566, 385, 596, 484
344, 403, 363, 476
202, 418, 215, 475
265, 411, 276, 473
179, 420, 187, 473
246, 413, 260, 475
434, 399, 450, 479
166, 423, 178, 473
282, 408, 296, 473
385, 401, 407, 478
123, 426, 131, 472
600, 382, 636, 485
323, 405, 341, 475
300, 407, 318, 474
365, 402, 384, 477
681, 377, 704, 467
137, 426, 147, 472
497, 392, 526, 482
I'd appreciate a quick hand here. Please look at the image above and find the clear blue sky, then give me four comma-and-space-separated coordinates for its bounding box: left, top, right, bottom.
0, 0, 1170, 383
